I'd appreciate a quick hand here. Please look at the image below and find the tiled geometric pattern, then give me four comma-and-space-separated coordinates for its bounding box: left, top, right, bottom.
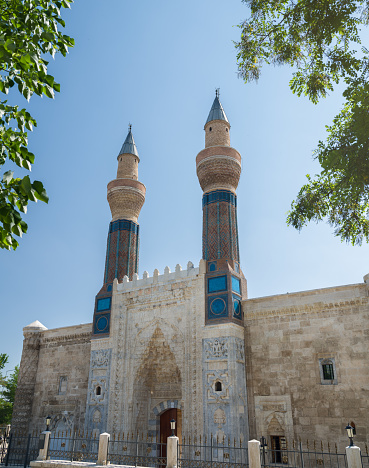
202, 190, 236, 208
93, 313, 110, 335
202, 191, 239, 262
104, 219, 139, 283
208, 294, 228, 319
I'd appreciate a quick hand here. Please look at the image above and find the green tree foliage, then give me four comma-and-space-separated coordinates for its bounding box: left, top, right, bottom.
0, 0, 74, 250
0, 354, 19, 424
236, 0, 369, 244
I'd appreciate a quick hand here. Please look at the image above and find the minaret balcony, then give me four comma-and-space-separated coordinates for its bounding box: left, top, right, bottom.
196, 146, 241, 194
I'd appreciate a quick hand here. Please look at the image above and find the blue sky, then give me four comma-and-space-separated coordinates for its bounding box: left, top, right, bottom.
2, 0, 369, 373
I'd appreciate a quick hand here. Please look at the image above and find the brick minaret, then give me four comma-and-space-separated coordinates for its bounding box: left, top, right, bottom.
196, 91, 246, 324
92, 126, 146, 337
104, 126, 146, 283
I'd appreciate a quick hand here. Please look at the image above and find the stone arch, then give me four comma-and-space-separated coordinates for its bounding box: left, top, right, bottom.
133, 319, 184, 370
132, 326, 182, 435
50, 412, 74, 434
149, 400, 183, 439
266, 412, 284, 436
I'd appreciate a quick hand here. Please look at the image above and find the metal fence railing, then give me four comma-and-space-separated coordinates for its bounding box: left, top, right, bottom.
178, 435, 249, 468
0, 432, 39, 467
48, 431, 98, 463
1, 429, 368, 468
360, 450, 369, 468
108, 432, 167, 467
260, 440, 349, 468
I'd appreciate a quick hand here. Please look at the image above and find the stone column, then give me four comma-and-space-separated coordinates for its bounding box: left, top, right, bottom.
248, 439, 261, 468
346, 446, 363, 468
97, 432, 110, 465
167, 436, 179, 468
37, 431, 51, 461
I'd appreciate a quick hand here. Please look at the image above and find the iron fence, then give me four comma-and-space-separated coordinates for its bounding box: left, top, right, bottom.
178, 434, 249, 468
48, 431, 98, 463
108, 432, 167, 467
360, 448, 369, 468
260, 440, 348, 468
0, 432, 39, 467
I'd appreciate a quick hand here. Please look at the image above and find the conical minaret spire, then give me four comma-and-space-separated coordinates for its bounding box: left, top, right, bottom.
205, 89, 229, 126
92, 125, 146, 337
196, 92, 246, 325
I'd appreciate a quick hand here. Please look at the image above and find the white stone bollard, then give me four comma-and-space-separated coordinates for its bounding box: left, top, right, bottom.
346, 446, 363, 468
167, 436, 179, 468
37, 431, 51, 461
97, 432, 110, 465
248, 439, 261, 468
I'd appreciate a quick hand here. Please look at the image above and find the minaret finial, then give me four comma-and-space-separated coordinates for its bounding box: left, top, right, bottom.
128, 123, 132, 132
215, 88, 220, 98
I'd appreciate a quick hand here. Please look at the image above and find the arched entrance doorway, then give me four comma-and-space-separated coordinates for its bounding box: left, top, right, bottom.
159, 408, 182, 458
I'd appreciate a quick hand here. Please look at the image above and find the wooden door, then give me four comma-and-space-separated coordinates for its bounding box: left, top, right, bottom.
271, 436, 282, 463
160, 408, 177, 458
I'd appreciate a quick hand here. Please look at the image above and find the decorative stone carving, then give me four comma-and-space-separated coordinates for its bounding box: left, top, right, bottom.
91, 349, 110, 368
88, 378, 107, 405
235, 338, 244, 361
267, 414, 284, 435
51, 411, 74, 432
93, 409, 102, 424
214, 408, 226, 428
206, 371, 229, 401
204, 338, 228, 359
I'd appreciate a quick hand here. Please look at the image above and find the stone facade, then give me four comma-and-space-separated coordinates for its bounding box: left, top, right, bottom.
13, 270, 369, 444
12, 94, 369, 447
244, 280, 369, 446
13, 323, 91, 434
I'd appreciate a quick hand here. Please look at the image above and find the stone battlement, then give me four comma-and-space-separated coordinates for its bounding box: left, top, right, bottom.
115, 259, 206, 292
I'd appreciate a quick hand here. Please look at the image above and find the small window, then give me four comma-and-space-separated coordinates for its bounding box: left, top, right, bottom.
58, 376, 67, 395
96, 386, 101, 396
226, 128, 228, 132
209, 262, 217, 272
215, 381, 222, 392
319, 358, 337, 385
322, 363, 334, 380
107, 284, 112, 292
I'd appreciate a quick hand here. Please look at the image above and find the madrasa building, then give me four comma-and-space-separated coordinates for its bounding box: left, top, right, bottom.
11, 93, 369, 448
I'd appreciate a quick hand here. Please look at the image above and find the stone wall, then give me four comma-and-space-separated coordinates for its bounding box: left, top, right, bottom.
12, 322, 46, 433
244, 280, 369, 446
28, 324, 92, 432
101, 261, 206, 437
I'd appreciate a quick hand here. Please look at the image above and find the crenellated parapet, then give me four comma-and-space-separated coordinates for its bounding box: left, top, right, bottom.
115, 259, 206, 293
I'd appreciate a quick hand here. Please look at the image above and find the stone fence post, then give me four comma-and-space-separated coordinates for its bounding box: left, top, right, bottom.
346, 446, 363, 468
97, 432, 110, 465
248, 439, 261, 468
36, 431, 51, 461
167, 436, 178, 468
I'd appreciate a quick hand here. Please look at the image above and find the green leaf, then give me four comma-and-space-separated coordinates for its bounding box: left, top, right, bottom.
20, 175, 32, 197
0, 0, 75, 250
2, 171, 14, 184
32, 181, 49, 203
